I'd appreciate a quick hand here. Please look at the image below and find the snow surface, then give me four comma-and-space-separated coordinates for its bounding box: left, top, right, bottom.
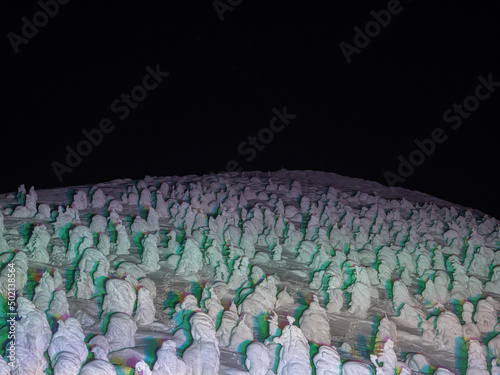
1, 169, 500, 374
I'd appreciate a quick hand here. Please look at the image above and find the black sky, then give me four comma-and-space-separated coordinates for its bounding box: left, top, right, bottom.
2, 1, 500, 218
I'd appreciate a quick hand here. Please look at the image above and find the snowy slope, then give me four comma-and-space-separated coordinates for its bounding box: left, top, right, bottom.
1, 169, 499, 375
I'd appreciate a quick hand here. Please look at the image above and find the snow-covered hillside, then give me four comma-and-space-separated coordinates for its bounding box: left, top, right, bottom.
1, 169, 500, 374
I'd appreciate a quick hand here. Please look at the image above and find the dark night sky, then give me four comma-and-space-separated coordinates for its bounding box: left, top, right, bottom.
2, 1, 500, 218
